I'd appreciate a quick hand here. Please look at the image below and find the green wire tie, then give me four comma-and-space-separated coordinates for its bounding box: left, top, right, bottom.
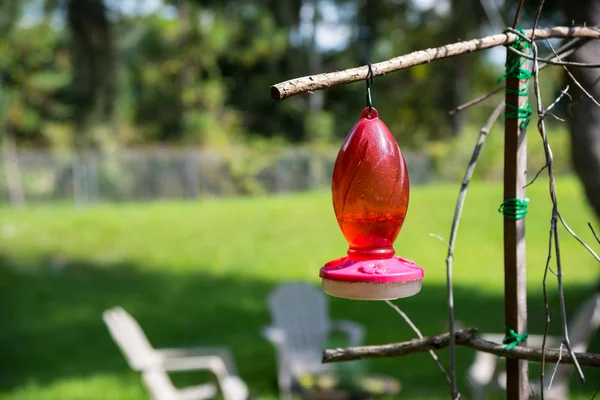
498, 28, 532, 129
499, 197, 529, 220
500, 326, 528, 355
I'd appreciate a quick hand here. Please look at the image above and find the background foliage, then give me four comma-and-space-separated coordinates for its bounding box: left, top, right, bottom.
0, 0, 571, 151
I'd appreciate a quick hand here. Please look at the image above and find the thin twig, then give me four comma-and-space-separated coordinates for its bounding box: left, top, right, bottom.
531, 0, 546, 35
511, 0, 527, 28
506, 40, 600, 268
442, 100, 504, 399
545, 86, 571, 115
384, 300, 452, 385
524, 86, 569, 191
541, 215, 555, 399
430, 233, 452, 250
529, 19, 578, 396
589, 223, 600, 245
558, 213, 600, 263
448, 87, 504, 115
448, 43, 579, 115
322, 328, 600, 366
546, 112, 567, 122
565, 67, 600, 108
531, 35, 586, 383
508, 46, 600, 68
524, 163, 548, 188
271, 26, 600, 101
547, 342, 564, 390
544, 39, 600, 109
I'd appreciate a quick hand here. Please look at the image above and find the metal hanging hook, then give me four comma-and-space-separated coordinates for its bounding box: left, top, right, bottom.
366, 63, 374, 114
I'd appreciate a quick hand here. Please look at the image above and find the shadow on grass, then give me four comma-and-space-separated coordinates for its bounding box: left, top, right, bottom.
1, 254, 599, 399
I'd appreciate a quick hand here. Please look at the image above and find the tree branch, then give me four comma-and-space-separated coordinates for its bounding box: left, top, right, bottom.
508, 46, 600, 68
589, 223, 600, 245
439, 100, 504, 397
531, 31, 586, 384
384, 300, 451, 385
271, 26, 600, 101
323, 329, 476, 363
448, 87, 503, 115
322, 328, 600, 367
449, 38, 581, 115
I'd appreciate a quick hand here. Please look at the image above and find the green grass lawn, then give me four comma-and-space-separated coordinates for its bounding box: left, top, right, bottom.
1, 176, 599, 400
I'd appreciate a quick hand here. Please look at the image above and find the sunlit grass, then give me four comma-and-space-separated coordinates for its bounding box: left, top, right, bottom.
1, 176, 599, 399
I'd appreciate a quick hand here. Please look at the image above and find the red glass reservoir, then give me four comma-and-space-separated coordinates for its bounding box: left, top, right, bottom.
320, 107, 424, 300
332, 107, 409, 259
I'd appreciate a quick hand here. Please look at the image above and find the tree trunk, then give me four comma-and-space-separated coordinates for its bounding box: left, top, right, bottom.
565, 0, 600, 221
67, 0, 117, 150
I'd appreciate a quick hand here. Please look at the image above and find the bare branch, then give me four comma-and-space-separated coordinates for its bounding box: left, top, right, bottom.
545, 86, 571, 115
531, 34, 586, 385
565, 67, 600, 108
271, 26, 600, 101
511, 0, 527, 28
548, 340, 564, 389
430, 233, 452, 250
541, 212, 555, 398
544, 39, 600, 109
323, 329, 476, 363
524, 86, 569, 191
524, 163, 548, 188
558, 213, 600, 263
322, 329, 600, 366
448, 42, 579, 115
449, 87, 503, 115
531, 0, 546, 35
508, 46, 600, 68
546, 113, 567, 122
589, 223, 600, 245
442, 100, 504, 397
384, 300, 452, 385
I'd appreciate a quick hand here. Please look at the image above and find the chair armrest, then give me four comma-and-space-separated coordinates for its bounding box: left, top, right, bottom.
161, 355, 229, 376
156, 346, 238, 375
261, 325, 286, 345
157, 346, 230, 358
331, 320, 365, 346
160, 357, 249, 400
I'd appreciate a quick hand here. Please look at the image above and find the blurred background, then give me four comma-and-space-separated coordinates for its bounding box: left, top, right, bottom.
1, 0, 599, 399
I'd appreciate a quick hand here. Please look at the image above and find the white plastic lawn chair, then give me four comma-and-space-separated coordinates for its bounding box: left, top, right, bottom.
103, 306, 249, 400
466, 292, 600, 400
261, 282, 366, 400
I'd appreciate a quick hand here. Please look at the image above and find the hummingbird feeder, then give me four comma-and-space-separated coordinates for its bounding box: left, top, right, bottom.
319, 68, 424, 300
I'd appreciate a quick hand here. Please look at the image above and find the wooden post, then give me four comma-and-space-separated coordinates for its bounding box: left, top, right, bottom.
503, 50, 529, 399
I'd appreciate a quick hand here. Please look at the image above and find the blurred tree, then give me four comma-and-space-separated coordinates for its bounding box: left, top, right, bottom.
564, 0, 600, 220
0, 5, 72, 148
66, 0, 117, 150
0, 0, 583, 153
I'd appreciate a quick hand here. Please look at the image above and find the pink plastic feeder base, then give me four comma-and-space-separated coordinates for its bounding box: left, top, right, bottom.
319, 256, 424, 300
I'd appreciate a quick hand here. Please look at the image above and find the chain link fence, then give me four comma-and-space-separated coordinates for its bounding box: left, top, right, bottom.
0, 148, 433, 206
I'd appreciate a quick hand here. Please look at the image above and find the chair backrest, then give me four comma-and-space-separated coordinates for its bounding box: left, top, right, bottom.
102, 306, 158, 370
267, 283, 331, 374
